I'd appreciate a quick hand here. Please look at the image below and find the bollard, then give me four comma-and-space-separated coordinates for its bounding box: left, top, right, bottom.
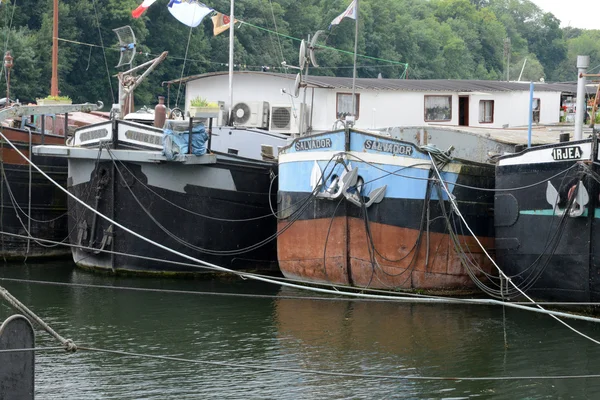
0, 314, 35, 399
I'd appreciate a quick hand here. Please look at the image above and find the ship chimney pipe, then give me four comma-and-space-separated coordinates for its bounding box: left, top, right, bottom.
574, 55, 590, 140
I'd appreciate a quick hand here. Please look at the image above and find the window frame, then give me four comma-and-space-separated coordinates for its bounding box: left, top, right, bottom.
424, 95, 452, 122
532, 98, 541, 123
478, 100, 495, 124
336, 92, 360, 120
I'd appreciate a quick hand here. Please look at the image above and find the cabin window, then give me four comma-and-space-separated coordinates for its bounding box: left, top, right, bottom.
479, 100, 494, 123
532, 98, 541, 123
336, 93, 360, 120
424, 95, 452, 122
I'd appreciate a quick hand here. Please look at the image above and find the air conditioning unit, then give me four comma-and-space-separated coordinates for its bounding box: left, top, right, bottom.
270, 103, 309, 134
231, 101, 269, 128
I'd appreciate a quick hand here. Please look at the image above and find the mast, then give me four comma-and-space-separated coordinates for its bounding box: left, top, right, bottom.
575, 55, 590, 141
228, 0, 234, 125
351, 0, 358, 121
51, 0, 59, 96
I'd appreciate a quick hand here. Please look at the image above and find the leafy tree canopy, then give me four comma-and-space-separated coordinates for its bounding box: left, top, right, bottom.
0, 0, 595, 107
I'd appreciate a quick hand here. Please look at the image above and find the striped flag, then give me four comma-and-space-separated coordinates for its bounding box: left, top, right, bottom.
329, 0, 357, 28
132, 0, 158, 19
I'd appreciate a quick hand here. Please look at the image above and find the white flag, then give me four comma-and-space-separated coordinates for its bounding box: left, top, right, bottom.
329, 0, 357, 28
168, 0, 213, 28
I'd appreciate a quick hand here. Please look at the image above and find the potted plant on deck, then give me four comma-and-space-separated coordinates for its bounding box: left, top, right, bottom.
36, 95, 72, 105
189, 96, 219, 117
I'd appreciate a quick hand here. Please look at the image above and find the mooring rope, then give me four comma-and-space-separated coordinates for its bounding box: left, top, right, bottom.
427, 152, 600, 345
0, 286, 77, 352
5, 275, 600, 307
2, 133, 600, 328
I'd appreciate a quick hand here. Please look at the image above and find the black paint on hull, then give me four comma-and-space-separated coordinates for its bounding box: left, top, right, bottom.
68, 159, 278, 274
495, 150, 599, 303
0, 153, 69, 259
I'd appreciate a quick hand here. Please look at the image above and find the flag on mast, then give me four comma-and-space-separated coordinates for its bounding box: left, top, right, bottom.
167, 0, 213, 28
211, 12, 237, 36
132, 0, 158, 18
329, 0, 357, 28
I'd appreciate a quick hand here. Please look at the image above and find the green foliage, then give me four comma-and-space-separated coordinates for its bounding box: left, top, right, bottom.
0, 0, 593, 108
41, 95, 71, 101
190, 96, 216, 107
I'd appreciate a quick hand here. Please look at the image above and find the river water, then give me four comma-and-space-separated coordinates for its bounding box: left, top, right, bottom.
1, 261, 600, 399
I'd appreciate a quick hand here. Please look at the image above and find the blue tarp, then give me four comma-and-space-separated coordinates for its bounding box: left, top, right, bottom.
162, 122, 208, 161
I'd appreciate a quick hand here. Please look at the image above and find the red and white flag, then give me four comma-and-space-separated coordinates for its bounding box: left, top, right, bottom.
329, 0, 357, 28
132, 0, 158, 19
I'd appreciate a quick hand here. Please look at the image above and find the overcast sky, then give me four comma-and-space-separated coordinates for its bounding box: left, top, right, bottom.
529, 0, 599, 30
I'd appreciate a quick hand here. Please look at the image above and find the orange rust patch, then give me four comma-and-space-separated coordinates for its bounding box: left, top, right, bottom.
1, 127, 64, 145
0, 147, 30, 165
278, 216, 496, 290
278, 218, 350, 285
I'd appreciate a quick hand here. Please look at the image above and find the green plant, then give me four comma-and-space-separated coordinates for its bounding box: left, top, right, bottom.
43, 95, 71, 101
190, 96, 217, 107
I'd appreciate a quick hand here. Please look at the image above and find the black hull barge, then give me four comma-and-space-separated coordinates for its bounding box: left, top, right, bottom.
34, 118, 281, 275
495, 138, 600, 303
0, 102, 104, 259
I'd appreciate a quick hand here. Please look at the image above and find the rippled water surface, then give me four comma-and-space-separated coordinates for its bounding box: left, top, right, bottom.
2, 261, 600, 399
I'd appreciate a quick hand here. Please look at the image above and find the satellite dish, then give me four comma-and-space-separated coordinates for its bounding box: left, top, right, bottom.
308, 30, 325, 68
113, 26, 137, 68
293, 73, 301, 97
299, 40, 307, 70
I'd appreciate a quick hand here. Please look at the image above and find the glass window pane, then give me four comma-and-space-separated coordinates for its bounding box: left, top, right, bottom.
336, 93, 359, 119
532, 98, 540, 123
425, 96, 451, 121
479, 100, 493, 123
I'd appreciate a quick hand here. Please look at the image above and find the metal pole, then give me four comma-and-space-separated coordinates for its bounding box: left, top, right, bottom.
299, 34, 310, 136
351, 0, 358, 121
188, 117, 194, 155
5, 68, 9, 103
51, 0, 59, 97
228, 0, 235, 125
575, 55, 590, 141
64, 112, 68, 140
207, 117, 213, 152
518, 58, 527, 82
40, 115, 45, 145
527, 82, 533, 148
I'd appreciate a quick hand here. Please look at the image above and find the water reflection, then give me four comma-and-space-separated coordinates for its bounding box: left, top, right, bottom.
1, 262, 600, 398
274, 287, 600, 398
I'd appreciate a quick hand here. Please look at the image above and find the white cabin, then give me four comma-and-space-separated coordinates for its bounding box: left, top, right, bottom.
167, 72, 579, 134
